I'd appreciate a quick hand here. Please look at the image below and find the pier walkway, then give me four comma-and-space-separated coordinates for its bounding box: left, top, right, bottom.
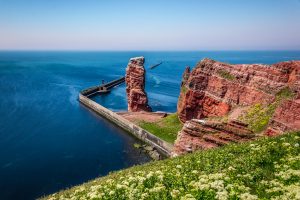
80, 76, 125, 97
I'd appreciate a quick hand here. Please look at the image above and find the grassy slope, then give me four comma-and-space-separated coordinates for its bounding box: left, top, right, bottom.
44, 131, 300, 200
138, 113, 183, 143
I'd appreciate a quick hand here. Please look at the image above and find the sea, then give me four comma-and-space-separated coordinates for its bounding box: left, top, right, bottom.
0, 51, 299, 200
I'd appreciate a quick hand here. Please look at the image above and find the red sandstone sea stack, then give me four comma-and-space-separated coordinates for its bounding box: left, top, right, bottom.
174, 58, 300, 155
125, 56, 152, 112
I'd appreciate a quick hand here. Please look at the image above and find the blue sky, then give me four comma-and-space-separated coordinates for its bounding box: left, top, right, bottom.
0, 0, 299, 50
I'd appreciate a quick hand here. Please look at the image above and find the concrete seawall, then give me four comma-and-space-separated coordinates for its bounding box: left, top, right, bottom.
81, 77, 125, 97
79, 93, 173, 157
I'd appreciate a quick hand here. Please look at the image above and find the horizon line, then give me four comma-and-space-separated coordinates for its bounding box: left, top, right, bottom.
1, 49, 300, 52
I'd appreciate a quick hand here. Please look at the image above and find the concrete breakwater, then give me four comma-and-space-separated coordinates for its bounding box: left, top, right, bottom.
79, 79, 173, 158
81, 77, 125, 97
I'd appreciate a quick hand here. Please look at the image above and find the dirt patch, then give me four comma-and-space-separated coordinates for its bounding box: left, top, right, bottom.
117, 111, 167, 123
228, 106, 249, 120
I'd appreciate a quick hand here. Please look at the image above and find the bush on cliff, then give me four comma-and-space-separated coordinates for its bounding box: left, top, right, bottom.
44, 131, 300, 200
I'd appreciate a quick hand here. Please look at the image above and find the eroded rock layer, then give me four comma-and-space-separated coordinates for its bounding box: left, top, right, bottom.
125, 56, 152, 112
173, 119, 255, 155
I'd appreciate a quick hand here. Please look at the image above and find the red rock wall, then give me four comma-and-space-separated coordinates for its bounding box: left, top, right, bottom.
174, 58, 300, 155
272, 99, 300, 131
178, 58, 300, 123
125, 57, 152, 112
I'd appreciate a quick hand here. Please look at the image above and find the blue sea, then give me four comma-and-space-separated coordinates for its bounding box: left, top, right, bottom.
0, 51, 300, 200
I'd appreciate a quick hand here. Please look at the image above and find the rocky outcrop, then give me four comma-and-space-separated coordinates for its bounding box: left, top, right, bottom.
177, 58, 300, 124
175, 58, 300, 154
173, 119, 255, 155
125, 56, 152, 112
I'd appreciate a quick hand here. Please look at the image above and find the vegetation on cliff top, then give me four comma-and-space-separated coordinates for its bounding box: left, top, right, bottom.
139, 113, 182, 143
43, 131, 300, 200
217, 70, 236, 81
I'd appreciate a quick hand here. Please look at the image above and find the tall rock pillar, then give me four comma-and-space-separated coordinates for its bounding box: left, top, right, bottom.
125, 56, 152, 112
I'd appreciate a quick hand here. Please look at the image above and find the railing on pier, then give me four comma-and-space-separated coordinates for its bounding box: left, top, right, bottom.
104, 77, 125, 89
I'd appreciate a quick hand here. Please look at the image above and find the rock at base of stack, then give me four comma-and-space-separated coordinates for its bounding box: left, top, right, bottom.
125, 56, 152, 112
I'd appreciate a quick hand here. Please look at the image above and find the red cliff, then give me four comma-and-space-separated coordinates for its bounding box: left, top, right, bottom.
125, 56, 152, 112
174, 58, 300, 155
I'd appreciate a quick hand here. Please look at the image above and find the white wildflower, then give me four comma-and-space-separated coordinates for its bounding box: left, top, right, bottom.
210, 180, 225, 191
282, 143, 291, 147
181, 193, 196, 200
216, 190, 228, 200
176, 165, 182, 169
170, 189, 180, 198
228, 166, 235, 171
240, 192, 258, 200
146, 171, 154, 179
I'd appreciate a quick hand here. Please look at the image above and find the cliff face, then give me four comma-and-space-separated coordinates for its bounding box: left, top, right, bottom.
174, 58, 300, 155
125, 56, 152, 112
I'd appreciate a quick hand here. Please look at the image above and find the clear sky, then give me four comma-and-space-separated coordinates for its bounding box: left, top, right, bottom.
0, 0, 300, 50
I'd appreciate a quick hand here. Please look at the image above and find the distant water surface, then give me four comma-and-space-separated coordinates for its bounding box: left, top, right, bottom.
0, 51, 299, 200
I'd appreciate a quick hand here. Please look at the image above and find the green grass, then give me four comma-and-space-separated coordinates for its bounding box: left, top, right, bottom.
139, 113, 183, 143
44, 131, 300, 200
217, 69, 236, 81
239, 87, 296, 133
276, 86, 296, 100
239, 103, 277, 133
